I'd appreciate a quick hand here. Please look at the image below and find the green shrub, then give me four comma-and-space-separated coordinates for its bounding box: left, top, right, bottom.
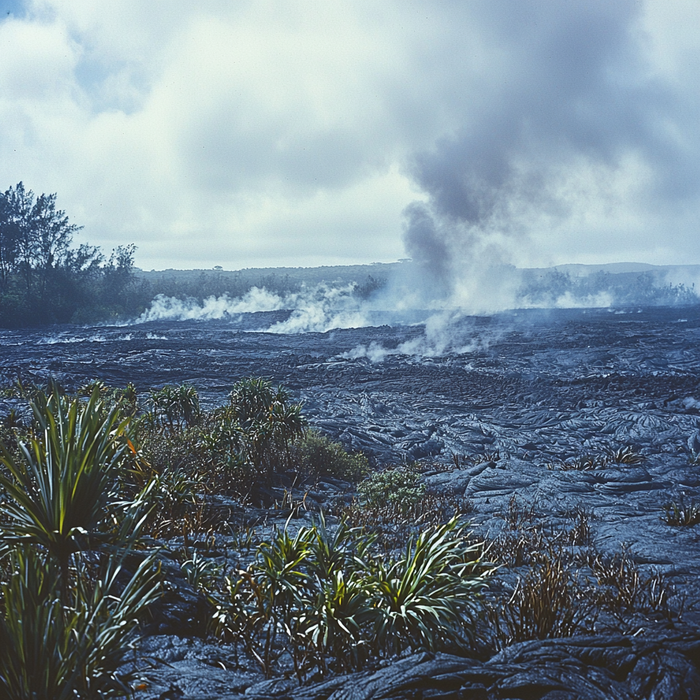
0, 386, 142, 585
0, 547, 159, 700
357, 464, 425, 512
364, 519, 485, 655
148, 384, 201, 432
229, 377, 305, 483
292, 429, 368, 482
211, 516, 487, 679
0, 384, 160, 698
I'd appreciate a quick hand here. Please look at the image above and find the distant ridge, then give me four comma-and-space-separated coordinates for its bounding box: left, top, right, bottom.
135, 260, 700, 281
551, 262, 700, 276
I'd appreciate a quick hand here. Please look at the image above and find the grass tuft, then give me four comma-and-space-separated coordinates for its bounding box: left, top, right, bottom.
663, 498, 700, 527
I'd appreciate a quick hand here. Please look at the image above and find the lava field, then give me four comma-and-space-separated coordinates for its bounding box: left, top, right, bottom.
2, 305, 700, 698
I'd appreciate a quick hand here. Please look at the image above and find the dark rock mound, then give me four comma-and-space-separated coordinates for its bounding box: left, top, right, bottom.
279, 625, 700, 700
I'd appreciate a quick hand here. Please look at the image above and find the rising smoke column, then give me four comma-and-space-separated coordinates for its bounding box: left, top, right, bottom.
400, 0, 700, 311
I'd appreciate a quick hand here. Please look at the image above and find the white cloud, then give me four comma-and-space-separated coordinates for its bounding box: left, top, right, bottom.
0, 0, 698, 271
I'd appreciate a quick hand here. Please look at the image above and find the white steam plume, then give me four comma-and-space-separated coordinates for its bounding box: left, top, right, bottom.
135, 283, 372, 333
340, 311, 496, 363
137, 287, 285, 322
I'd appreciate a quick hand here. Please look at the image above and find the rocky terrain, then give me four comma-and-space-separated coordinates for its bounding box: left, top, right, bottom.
2, 305, 700, 698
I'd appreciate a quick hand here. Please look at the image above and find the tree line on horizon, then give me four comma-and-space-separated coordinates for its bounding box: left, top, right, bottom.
0, 183, 140, 326
0, 182, 386, 328
8, 180, 693, 330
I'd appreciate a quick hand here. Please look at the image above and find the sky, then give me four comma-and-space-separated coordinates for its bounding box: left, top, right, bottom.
0, 0, 698, 272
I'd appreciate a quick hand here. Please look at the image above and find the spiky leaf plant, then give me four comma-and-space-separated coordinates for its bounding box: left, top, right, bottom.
299, 569, 373, 674
663, 498, 700, 527
229, 377, 306, 481
494, 550, 594, 646
305, 515, 374, 583
294, 516, 376, 674
148, 384, 201, 432
357, 464, 425, 513
365, 518, 486, 655
0, 386, 141, 594
212, 517, 488, 679
0, 546, 160, 700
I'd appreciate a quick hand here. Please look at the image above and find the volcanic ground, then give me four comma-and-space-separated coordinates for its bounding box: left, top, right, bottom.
2, 305, 700, 698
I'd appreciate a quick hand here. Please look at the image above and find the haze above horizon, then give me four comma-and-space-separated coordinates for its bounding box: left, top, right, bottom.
1, 1, 698, 274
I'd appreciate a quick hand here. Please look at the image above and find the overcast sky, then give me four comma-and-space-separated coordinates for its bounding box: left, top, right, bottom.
0, 0, 698, 271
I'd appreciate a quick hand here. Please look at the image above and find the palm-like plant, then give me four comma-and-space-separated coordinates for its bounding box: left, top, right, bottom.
176, 384, 201, 427
229, 377, 306, 481
214, 524, 313, 676
211, 517, 488, 679
255, 524, 313, 626
365, 518, 486, 655
0, 384, 160, 698
300, 569, 372, 674
306, 514, 374, 582
229, 377, 281, 430
0, 546, 160, 700
0, 387, 138, 591
148, 384, 200, 432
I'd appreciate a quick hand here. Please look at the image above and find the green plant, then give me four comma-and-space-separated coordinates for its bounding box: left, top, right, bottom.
212, 516, 488, 679
305, 515, 374, 582
299, 568, 373, 674
78, 380, 110, 398
663, 498, 700, 526
143, 466, 203, 538
114, 383, 139, 417
292, 429, 368, 482
214, 523, 314, 676
294, 516, 376, 673
340, 491, 472, 554
0, 546, 159, 700
229, 377, 306, 483
148, 384, 201, 432
357, 464, 425, 513
604, 446, 643, 465
0, 384, 162, 697
0, 386, 160, 699
0, 386, 141, 593
2, 408, 23, 431
181, 550, 222, 591
364, 518, 486, 655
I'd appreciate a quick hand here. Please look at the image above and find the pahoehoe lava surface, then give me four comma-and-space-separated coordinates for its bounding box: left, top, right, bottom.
3, 307, 700, 465
3, 306, 700, 698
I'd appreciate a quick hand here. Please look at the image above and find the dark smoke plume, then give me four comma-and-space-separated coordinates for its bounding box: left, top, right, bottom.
401, 0, 700, 310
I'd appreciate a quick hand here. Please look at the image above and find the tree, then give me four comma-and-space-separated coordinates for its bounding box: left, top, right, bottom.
0, 183, 84, 303
0, 183, 32, 291
27, 190, 84, 303
100, 244, 137, 310
29, 191, 82, 271
229, 377, 306, 483
0, 182, 140, 326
